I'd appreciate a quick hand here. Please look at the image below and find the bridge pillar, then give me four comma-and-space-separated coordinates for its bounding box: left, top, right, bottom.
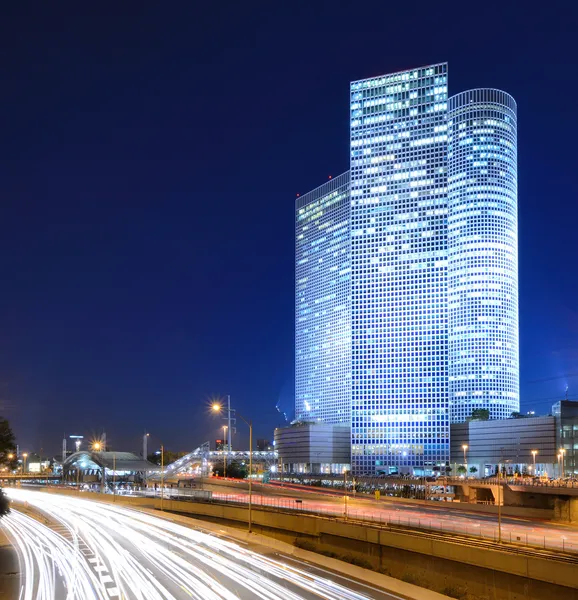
554, 497, 578, 523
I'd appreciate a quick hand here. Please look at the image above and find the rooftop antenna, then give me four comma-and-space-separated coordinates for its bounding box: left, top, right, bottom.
566, 385, 569, 401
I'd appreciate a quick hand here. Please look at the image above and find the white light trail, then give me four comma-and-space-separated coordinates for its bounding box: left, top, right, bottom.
3, 489, 377, 600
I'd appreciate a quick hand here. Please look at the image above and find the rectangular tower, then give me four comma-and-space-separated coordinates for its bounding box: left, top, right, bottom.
349, 64, 449, 474
295, 173, 351, 424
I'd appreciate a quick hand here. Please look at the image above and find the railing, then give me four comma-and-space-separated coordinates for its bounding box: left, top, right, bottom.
141, 486, 578, 556
477, 478, 578, 489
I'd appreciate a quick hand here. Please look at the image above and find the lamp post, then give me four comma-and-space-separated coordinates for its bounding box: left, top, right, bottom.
462, 444, 468, 473
113, 453, 117, 502
560, 448, 566, 478
343, 468, 348, 519
497, 465, 502, 543
143, 432, 150, 488
160, 445, 164, 511
213, 403, 252, 533
531, 450, 538, 477
223, 426, 228, 478
22, 453, 28, 475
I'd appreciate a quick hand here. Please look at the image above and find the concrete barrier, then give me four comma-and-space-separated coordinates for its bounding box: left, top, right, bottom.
157, 497, 578, 595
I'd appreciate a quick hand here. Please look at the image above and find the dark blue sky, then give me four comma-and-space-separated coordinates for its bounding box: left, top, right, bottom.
1, 5, 577, 456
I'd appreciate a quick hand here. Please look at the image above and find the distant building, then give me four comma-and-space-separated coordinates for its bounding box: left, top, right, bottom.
256, 439, 272, 451
450, 400, 578, 477
215, 439, 225, 451
553, 400, 578, 474
274, 422, 350, 474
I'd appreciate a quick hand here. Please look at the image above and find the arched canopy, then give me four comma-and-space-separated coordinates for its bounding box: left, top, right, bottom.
63, 451, 159, 473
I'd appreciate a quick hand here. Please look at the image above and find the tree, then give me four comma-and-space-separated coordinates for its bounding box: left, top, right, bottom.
212, 461, 247, 479
468, 408, 490, 421
0, 418, 17, 470
0, 488, 9, 518
457, 465, 467, 475
511, 411, 524, 419
147, 451, 187, 466
469, 466, 478, 474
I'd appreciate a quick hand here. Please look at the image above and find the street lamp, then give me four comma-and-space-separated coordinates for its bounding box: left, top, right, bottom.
497, 463, 502, 543
560, 448, 566, 478
160, 445, 164, 511
223, 425, 228, 478
22, 453, 28, 474
462, 444, 468, 472
213, 403, 253, 533
343, 467, 349, 518
531, 450, 538, 476
92, 441, 102, 452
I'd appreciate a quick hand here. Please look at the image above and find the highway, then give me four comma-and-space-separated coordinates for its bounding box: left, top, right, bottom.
2, 488, 402, 600
182, 482, 578, 554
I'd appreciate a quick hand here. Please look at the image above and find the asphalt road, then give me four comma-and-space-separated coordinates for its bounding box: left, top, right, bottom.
203, 485, 578, 554
2, 489, 404, 600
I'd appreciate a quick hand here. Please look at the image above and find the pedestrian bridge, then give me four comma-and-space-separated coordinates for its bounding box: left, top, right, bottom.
150, 443, 277, 480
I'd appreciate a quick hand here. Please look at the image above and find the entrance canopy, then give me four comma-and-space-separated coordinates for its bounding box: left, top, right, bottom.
63, 451, 159, 473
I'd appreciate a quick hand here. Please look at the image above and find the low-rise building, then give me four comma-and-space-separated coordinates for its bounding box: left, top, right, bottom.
450, 400, 578, 477
274, 422, 350, 474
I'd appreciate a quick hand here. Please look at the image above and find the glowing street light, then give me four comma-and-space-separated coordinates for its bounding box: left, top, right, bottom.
92, 442, 102, 452
22, 453, 28, 474
531, 450, 538, 475
462, 444, 468, 471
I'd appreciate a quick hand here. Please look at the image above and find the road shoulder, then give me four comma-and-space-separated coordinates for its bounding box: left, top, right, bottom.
0, 525, 20, 600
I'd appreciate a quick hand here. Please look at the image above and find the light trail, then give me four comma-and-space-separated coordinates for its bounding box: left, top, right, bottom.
3, 489, 393, 600
205, 489, 578, 554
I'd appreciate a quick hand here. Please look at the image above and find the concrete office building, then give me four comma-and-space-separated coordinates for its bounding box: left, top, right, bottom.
294, 63, 519, 475
450, 416, 556, 477
274, 422, 350, 474
450, 401, 578, 477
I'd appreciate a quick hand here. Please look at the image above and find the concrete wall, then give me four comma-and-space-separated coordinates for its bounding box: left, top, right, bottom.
158, 498, 577, 596
554, 497, 578, 523
451, 417, 557, 467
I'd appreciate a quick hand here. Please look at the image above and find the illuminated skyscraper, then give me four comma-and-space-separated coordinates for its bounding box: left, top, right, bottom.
295, 173, 351, 424
349, 64, 450, 474
294, 66, 518, 476
447, 89, 519, 422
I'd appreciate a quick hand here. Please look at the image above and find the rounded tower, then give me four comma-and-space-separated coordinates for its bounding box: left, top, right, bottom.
447, 89, 519, 422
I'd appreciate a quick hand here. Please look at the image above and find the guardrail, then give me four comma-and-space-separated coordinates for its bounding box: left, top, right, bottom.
141, 486, 578, 556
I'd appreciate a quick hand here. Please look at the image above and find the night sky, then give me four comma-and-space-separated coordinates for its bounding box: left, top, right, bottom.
1, 5, 577, 457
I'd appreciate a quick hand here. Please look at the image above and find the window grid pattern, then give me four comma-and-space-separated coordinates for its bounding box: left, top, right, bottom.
447, 89, 519, 422
295, 173, 351, 424
349, 63, 450, 474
